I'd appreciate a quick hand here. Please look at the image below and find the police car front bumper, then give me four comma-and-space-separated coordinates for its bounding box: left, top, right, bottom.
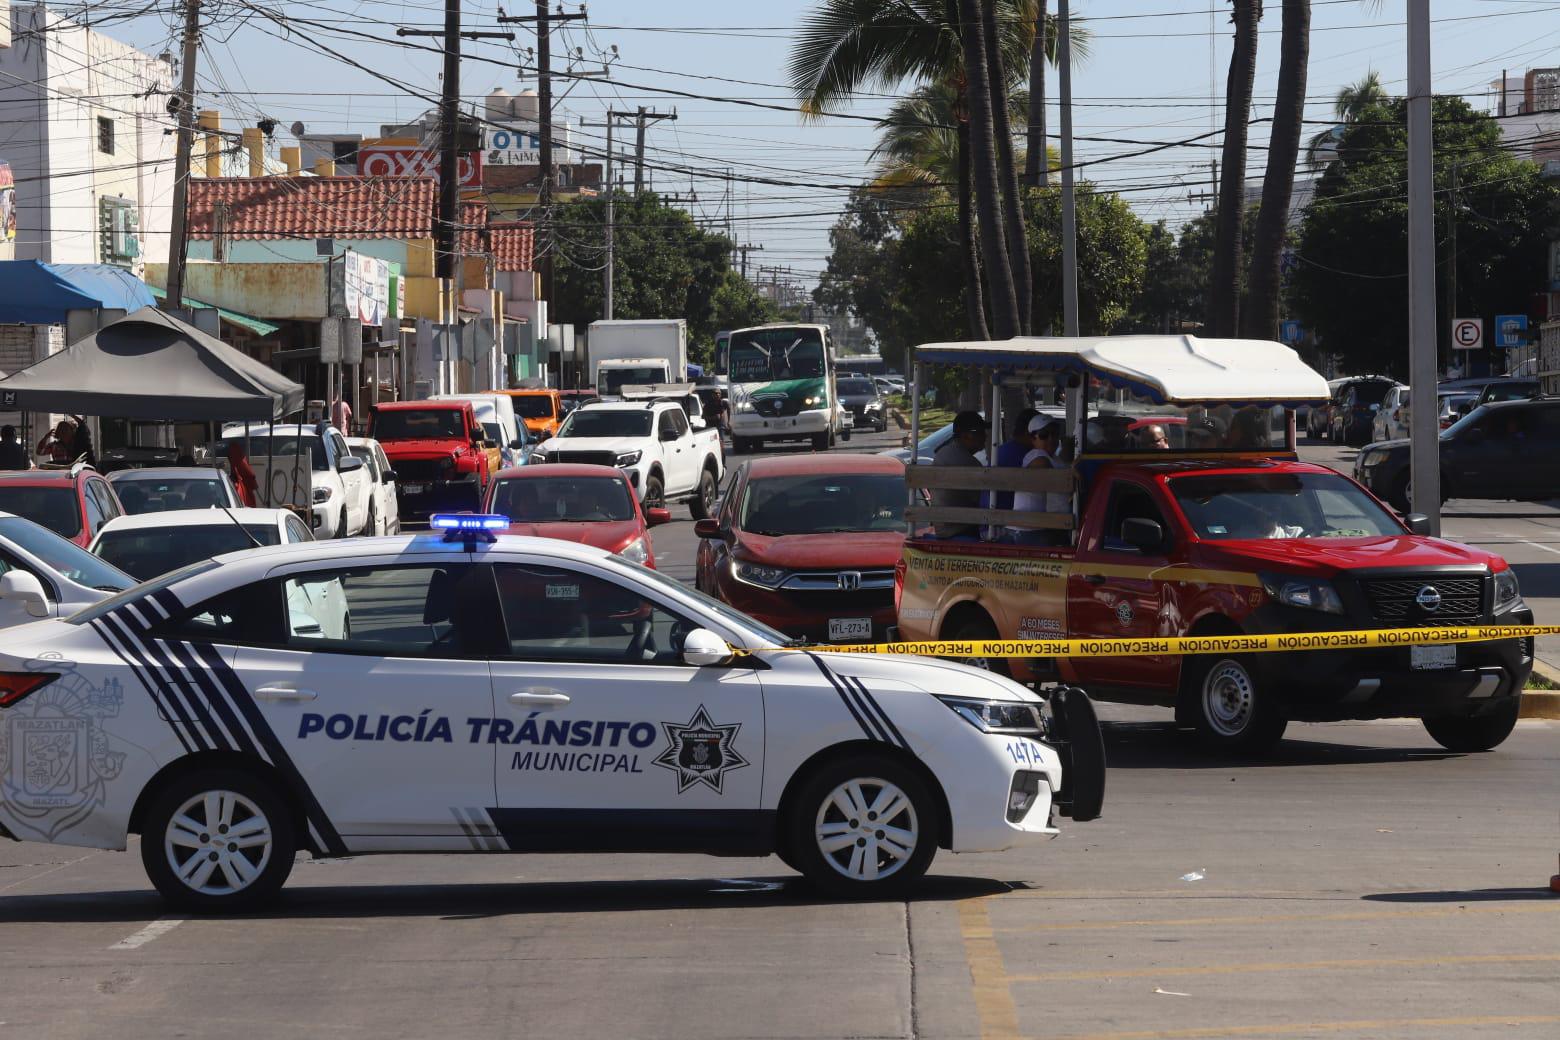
918, 728, 1062, 852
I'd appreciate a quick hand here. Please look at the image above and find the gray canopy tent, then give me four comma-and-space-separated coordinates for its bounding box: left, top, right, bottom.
0, 306, 303, 421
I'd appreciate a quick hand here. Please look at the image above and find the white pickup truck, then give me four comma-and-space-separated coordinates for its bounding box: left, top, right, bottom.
530, 400, 724, 518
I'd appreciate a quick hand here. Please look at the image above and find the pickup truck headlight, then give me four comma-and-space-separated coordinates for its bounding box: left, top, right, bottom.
731, 559, 788, 589
617, 536, 649, 565
934, 695, 1044, 736
735, 400, 755, 413
312, 486, 332, 504
1261, 574, 1344, 614
530, 449, 550, 464
615, 450, 642, 467
1494, 568, 1521, 609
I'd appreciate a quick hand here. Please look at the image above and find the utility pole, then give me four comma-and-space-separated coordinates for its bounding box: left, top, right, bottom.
397, 11, 512, 282
735, 242, 762, 279
630, 106, 676, 193
498, 5, 586, 306
603, 114, 615, 319
1447, 160, 1459, 372
1057, 0, 1079, 337
1406, 0, 1441, 531
163, 0, 200, 312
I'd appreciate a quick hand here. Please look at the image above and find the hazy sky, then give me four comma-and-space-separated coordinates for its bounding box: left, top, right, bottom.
59, 0, 1560, 285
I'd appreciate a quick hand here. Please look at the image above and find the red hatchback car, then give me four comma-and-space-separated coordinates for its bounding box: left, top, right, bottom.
0, 466, 125, 549
695, 454, 909, 643
483, 464, 670, 568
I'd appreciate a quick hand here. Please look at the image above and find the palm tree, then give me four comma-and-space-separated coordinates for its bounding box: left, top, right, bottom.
1304, 71, 1386, 168
978, 0, 1033, 333
868, 80, 1034, 190
1019, 3, 1089, 187
1209, 0, 1261, 338
1243, 0, 1310, 340
954, 0, 1021, 339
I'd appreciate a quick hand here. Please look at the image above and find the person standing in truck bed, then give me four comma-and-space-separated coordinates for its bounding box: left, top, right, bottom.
930, 410, 989, 539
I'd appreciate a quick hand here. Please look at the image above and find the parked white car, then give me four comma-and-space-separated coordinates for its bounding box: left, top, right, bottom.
433, 393, 529, 469
532, 400, 724, 518
108, 466, 240, 514
89, 507, 317, 582
0, 511, 135, 629
1372, 385, 1411, 442
346, 437, 401, 536
220, 424, 371, 538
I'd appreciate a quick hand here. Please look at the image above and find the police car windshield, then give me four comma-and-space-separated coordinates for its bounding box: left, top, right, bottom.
741, 474, 907, 535
1170, 472, 1401, 540
67, 559, 222, 625
558, 410, 654, 439
493, 476, 635, 523
94, 525, 283, 582
0, 517, 133, 591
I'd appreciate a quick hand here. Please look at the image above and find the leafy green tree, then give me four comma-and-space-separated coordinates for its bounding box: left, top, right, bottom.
1291, 96, 1560, 375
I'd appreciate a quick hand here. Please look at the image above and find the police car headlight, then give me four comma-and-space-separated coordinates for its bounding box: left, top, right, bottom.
934, 695, 1044, 736
1495, 568, 1521, 609
618, 536, 649, 565
615, 450, 642, 467
731, 559, 787, 589
312, 486, 332, 503
1261, 573, 1344, 614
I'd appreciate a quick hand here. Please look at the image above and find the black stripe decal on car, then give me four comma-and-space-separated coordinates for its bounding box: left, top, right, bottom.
806, 653, 889, 744
94, 613, 215, 752
90, 619, 198, 755
843, 676, 908, 749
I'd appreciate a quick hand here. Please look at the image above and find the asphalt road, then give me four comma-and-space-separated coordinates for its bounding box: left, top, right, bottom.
2, 425, 1557, 1040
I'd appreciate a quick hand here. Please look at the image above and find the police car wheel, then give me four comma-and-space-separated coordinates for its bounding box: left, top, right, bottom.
1184, 655, 1287, 754
789, 755, 936, 897
141, 768, 297, 912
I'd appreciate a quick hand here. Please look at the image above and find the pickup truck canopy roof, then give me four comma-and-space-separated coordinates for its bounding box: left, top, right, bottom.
913, 335, 1329, 406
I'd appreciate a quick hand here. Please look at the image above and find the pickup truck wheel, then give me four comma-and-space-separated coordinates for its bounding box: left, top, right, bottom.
365, 501, 377, 537
334, 507, 347, 539
1422, 700, 1520, 752
643, 473, 665, 510
689, 468, 717, 520
1183, 655, 1287, 754
947, 617, 1011, 678
787, 754, 936, 897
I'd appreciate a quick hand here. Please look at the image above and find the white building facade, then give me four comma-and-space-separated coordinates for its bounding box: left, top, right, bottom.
0, 4, 175, 271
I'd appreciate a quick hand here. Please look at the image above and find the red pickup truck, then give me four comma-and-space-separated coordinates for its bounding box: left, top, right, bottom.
895, 337, 1534, 754
369, 400, 497, 520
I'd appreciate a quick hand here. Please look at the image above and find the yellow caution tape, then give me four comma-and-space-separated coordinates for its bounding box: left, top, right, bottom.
761, 624, 1545, 658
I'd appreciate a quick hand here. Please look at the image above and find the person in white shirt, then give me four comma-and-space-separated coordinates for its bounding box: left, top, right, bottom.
1009, 415, 1071, 545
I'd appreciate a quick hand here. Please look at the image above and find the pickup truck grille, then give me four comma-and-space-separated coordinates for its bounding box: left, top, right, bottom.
752, 395, 800, 418
1362, 575, 1484, 626
392, 459, 446, 483
550, 451, 619, 467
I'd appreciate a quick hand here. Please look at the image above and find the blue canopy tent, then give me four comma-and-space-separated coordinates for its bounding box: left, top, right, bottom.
0, 260, 155, 324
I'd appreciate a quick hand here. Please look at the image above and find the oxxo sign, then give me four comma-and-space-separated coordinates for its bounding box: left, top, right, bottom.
357, 145, 482, 188
1451, 317, 1483, 351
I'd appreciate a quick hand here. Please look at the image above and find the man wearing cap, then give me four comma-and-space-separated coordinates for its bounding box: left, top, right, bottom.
1009, 416, 1071, 545
930, 410, 990, 538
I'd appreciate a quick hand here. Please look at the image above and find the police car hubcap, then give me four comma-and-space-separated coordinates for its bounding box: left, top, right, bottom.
1203, 661, 1255, 736
164, 790, 273, 896
814, 778, 918, 882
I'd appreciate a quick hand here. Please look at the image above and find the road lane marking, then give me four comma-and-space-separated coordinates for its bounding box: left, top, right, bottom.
109, 918, 184, 950
1009, 951, 1560, 983
993, 900, 1560, 933
1049, 1014, 1560, 1040
958, 899, 1021, 1040
1519, 539, 1560, 556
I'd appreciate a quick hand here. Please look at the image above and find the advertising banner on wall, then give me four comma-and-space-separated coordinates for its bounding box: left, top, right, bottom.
330, 249, 391, 327
482, 128, 542, 166
0, 163, 15, 245
356, 144, 482, 188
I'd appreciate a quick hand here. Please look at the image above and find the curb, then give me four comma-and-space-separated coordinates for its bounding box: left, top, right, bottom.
1520, 660, 1560, 719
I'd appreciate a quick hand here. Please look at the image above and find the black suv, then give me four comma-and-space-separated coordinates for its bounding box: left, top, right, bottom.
1354, 397, 1560, 511
1329, 377, 1399, 446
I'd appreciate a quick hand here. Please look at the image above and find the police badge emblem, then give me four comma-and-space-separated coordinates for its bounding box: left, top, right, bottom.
652, 705, 749, 794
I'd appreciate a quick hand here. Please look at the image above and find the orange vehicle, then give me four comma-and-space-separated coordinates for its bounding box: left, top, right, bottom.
501, 388, 564, 440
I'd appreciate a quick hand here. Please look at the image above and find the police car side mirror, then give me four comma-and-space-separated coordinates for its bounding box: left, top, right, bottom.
682, 628, 733, 667
0, 570, 51, 618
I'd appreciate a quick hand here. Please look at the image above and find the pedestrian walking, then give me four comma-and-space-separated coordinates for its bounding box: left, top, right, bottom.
227, 440, 259, 507
0, 426, 31, 470
330, 382, 353, 437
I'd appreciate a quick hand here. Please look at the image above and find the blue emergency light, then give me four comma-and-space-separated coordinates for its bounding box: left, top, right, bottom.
431, 513, 509, 544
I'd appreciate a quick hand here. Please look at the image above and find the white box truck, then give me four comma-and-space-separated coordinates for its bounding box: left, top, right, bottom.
588, 319, 688, 400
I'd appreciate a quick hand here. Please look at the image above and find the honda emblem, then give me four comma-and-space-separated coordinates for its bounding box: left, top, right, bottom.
837, 571, 861, 591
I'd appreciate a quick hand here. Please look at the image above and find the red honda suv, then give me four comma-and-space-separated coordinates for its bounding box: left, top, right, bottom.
483, 463, 670, 568
0, 466, 125, 549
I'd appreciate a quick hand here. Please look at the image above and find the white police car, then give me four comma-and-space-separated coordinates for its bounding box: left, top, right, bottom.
0, 515, 1103, 911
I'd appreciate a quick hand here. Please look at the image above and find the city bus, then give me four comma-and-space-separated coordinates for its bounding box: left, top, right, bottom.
725, 323, 844, 453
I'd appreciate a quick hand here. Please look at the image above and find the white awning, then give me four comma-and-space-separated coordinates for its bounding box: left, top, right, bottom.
912, 335, 1329, 405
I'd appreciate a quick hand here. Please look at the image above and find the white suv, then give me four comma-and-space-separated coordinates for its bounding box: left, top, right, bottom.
220, 424, 372, 538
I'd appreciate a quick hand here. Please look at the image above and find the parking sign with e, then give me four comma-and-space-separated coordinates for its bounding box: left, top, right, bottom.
1451, 318, 1483, 351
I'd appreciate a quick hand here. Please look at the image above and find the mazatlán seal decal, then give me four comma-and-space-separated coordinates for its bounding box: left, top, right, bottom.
653, 705, 749, 794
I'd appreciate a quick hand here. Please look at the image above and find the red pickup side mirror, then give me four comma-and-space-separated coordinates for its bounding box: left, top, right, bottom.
694, 518, 721, 538
646, 506, 673, 527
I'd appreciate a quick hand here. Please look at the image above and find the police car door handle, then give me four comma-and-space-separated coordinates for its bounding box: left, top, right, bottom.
509, 689, 571, 709
255, 686, 319, 702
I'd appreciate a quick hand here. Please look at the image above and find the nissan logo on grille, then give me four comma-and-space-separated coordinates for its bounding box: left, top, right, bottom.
1415, 585, 1442, 612
837, 571, 862, 591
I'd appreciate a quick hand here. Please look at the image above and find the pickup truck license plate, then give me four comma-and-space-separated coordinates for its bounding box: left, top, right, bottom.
828, 617, 872, 642
1411, 644, 1456, 670
401, 483, 426, 495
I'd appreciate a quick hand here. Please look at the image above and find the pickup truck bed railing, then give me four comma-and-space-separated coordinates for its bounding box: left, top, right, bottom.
903, 466, 1075, 530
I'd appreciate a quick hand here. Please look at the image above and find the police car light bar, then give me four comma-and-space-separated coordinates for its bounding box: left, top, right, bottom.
431, 514, 509, 543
